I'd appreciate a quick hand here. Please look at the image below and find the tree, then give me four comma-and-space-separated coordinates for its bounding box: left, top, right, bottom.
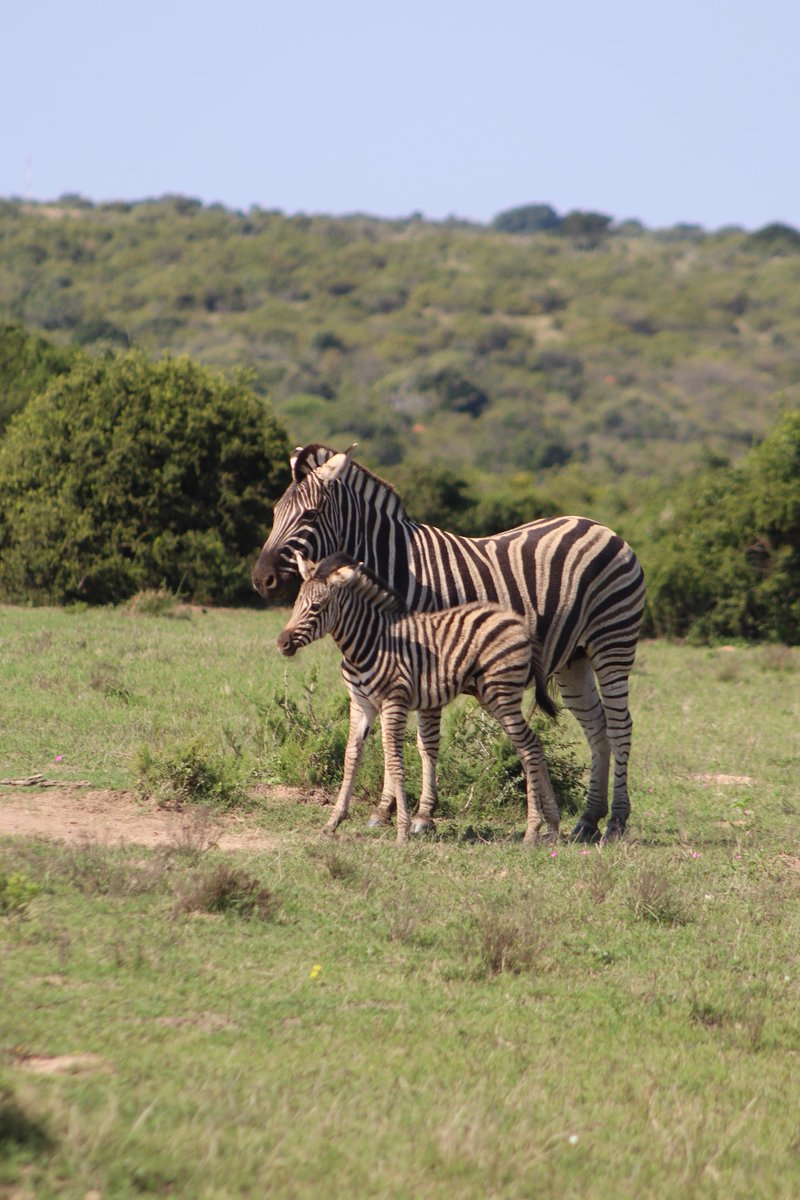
491, 204, 561, 234
747, 223, 800, 253
558, 211, 613, 247
0, 323, 79, 432
646, 412, 800, 642
0, 350, 289, 604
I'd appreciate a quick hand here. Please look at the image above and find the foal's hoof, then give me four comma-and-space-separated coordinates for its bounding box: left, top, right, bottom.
570, 820, 602, 845
410, 818, 436, 836
367, 812, 393, 829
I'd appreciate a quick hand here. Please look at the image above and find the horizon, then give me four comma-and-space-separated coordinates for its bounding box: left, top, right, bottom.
3, 192, 791, 236
4, 0, 799, 234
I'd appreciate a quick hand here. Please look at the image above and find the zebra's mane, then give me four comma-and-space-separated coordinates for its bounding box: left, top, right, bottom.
313, 552, 408, 616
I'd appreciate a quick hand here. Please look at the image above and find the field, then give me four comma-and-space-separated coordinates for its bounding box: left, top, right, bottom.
1, 604, 800, 1198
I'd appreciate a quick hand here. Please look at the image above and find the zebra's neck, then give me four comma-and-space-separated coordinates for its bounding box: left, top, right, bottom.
328, 573, 405, 669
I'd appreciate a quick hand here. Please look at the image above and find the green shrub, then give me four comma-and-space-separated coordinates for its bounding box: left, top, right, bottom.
0, 322, 78, 431
0, 871, 40, 915
260, 670, 585, 823
172, 863, 278, 920
646, 411, 800, 643
137, 739, 248, 810
0, 349, 289, 604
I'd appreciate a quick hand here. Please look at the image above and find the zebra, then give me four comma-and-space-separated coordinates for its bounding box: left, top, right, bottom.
253, 443, 646, 843
277, 552, 560, 844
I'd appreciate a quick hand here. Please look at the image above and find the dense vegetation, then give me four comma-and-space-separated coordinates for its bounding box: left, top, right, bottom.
0, 350, 288, 604
0, 196, 798, 638
1, 196, 799, 488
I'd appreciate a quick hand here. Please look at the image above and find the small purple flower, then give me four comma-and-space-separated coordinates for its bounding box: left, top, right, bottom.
54, 754, 63, 763
549, 849, 558, 858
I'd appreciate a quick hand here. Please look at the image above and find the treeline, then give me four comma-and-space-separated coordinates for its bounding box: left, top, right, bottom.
0, 323, 798, 641
1, 196, 799, 489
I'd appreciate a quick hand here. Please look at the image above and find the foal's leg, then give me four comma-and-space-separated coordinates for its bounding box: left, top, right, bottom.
411, 707, 442, 835
323, 692, 378, 835
367, 765, 397, 829
379, 697, 412, 843
489, 690, 560, 844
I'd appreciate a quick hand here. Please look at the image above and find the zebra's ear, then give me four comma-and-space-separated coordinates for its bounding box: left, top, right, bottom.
289, 446, 306, 480
315, 443, 357, 485
296, 553, 316, 581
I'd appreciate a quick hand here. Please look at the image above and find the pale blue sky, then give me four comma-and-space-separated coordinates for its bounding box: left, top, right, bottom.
3, 0, 799, 228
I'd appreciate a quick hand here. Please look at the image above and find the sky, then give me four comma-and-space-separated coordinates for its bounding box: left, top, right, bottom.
3, 0, 799, 230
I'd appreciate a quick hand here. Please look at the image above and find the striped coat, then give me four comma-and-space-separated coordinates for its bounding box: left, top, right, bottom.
254, 444, 645, 842
277, 553, 560, 843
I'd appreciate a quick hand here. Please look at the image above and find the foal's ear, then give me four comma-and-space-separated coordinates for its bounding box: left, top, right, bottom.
296, 553, 316, 581
327, 563, 357, 587
314, 443, 357, 485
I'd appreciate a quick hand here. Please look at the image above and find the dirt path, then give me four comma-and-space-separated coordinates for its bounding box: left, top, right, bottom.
0, 785, 295, 850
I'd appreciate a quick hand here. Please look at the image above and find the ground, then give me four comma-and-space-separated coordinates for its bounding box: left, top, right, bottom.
0, 783, 289, 850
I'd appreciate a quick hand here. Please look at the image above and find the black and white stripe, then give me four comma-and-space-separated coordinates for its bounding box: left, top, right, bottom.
254, 443, 646, 841
277, 553, 560, 843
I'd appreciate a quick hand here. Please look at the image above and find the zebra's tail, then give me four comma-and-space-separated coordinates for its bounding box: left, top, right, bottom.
528, 634, 558, 721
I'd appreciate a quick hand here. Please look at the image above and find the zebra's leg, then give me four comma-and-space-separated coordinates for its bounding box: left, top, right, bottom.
323, 693, 378, 836
555, 653, 610, 843
487, 692, 560, 845
594, 660, 635, 841
379, 698, 412, 843
411, 707, 442, 835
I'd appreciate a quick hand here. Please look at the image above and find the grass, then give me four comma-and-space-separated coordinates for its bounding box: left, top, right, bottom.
1, 607, 800, 1197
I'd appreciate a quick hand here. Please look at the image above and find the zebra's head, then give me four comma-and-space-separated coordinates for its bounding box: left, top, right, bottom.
276, 553, 357, 657
252, 444, 357, 599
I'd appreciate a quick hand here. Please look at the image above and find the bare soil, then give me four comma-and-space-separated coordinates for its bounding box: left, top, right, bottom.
0, 785, 298, 850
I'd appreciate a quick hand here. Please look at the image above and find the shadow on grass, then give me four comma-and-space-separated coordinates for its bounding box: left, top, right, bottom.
0, 1087, 54, 1159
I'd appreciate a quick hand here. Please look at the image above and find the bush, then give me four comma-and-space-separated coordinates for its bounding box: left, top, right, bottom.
492, 204, 561, 234
646, 411, 800, 642
0, 350, 289, 604
0, 322, 78, 432
0, 871, 40, 915
136, 739, 249, 810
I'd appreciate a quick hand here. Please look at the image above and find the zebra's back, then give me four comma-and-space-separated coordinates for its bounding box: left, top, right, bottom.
343, 602, 536, 714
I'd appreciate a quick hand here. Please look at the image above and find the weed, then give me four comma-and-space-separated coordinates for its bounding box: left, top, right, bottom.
0, 871, 40, 915
125, 588, 190, 619
468, 904, 546, 976
628, 866, 691, 925
47, 841, 168, 898
310, 843, 364, 885
137, 739, 248, 810
759, 644, 798, 674
88, 661, 134, 703
172, 862, 279, 921
166, 804, 222, 860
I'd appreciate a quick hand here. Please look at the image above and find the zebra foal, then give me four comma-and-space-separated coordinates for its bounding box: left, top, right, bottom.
276, 552, 560, 844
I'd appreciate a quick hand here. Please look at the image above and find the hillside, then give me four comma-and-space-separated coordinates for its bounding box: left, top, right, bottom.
1, 196, 799, 497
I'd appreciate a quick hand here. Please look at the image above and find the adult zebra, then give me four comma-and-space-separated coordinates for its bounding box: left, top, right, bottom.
252, 444, 646, 842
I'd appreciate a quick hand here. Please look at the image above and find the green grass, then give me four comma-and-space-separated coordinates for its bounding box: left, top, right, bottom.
1, 607, 800, 1197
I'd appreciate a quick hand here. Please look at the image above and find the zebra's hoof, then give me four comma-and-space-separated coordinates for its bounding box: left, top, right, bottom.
600, 821, 626, 845
367, 813, 392, 829
410, 819, 436, 836
570, 821, 602, 845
